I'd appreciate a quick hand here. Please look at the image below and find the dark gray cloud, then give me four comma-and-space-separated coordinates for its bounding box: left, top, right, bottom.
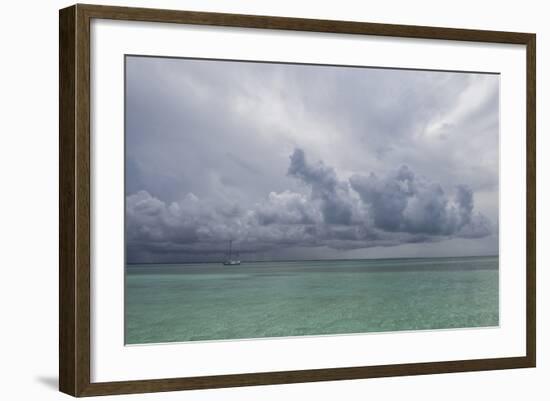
126, 148, 493, 263
287, 148, 354, 225
349, 166, 491, 238
125, 56, 499, 262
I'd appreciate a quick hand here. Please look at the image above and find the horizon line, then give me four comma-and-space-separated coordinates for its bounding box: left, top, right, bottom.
126, 254, 499, 266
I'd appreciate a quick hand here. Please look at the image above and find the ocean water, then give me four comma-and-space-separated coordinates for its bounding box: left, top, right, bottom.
125, 256, 499, 344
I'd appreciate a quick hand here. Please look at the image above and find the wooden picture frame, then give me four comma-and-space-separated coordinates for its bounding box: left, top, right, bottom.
59, 3, 536, 397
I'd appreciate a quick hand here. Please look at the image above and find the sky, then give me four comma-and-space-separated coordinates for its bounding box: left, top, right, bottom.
125, 56, 499, 263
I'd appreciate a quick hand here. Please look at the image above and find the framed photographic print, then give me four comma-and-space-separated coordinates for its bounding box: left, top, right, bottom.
59, 4, 536, 397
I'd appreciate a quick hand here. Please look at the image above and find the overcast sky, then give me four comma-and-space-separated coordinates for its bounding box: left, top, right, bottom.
125, 56, 499, 263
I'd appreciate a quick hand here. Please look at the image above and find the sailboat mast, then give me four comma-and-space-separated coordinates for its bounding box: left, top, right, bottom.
222, 239, 241, 265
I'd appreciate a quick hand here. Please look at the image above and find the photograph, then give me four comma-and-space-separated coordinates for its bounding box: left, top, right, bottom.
124, 55, 500, 345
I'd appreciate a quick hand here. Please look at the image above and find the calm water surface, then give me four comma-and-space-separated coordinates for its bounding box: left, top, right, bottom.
125, 256, 499, 344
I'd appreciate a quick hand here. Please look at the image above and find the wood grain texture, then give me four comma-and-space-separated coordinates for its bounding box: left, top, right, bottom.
78, 3, 533, 43
59, 3, 536, 397
78, 357, 533, 396
525, 34, 536, 367
75, 4, 92, 396
59, 5, 76, 396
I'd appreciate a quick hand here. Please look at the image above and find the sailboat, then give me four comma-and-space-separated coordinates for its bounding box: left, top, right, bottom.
223, 240, 241, 265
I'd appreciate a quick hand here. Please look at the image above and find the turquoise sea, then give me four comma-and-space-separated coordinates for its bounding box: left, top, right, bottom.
125, 256, 499, 344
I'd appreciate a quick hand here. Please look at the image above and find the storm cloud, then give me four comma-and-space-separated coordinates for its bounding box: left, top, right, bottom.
125, 56, 499, 263
288, 148, 355, 225
349, 167, 490, 238
126, 148, 493, 262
